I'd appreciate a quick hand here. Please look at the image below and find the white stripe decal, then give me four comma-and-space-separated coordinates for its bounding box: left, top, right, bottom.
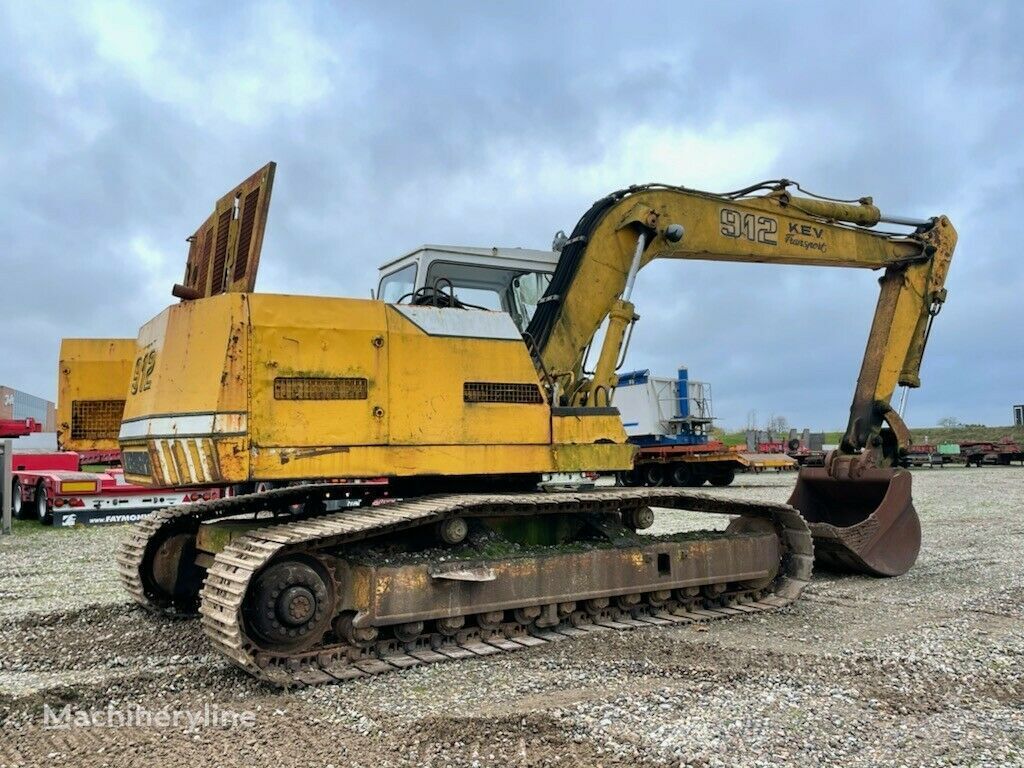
195, 438, 213, 481
119, 413, 247, 440
180, 439, 199, 483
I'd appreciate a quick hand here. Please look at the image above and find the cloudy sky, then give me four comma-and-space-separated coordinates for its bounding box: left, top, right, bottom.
2, 1, 1021, 431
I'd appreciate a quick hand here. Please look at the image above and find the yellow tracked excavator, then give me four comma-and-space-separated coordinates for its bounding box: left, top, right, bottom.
108, 164, 955, 686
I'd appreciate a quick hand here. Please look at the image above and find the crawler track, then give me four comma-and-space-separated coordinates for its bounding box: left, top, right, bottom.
117, 483, 347, 615
115, 488, 812, 687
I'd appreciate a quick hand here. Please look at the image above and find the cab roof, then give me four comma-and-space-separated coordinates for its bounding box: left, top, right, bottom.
377, 245, 560, 275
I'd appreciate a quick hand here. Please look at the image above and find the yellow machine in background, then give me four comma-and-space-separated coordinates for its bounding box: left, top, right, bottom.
110, 165, 955, 687
57, 338, 135, 454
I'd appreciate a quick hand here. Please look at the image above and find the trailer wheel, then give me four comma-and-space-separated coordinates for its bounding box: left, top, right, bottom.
671, 463, 705, 487
642, 464, 665, 487
708, 468, 736, 487
35, 481, 52, 525
615, 470, 640, 487
12, 478, 28, 520
669, 463, 689, 486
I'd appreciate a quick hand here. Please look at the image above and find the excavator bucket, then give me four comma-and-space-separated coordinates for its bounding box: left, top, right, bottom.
787, 467, 920, 577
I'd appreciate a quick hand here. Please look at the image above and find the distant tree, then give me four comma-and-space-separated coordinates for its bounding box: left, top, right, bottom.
766, 415, 789, 436
937, 416, 962, 429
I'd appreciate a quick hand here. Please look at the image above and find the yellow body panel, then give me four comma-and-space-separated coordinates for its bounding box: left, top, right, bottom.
120, 295, 250, 483
385, 308, 550, 446
128, 294, 250, 418
552, 413, 626, 445
248, 295, 390, 448
120, 293, 632, 486
57, 338, 136, 452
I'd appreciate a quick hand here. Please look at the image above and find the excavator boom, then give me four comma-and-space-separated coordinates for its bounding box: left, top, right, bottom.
527, 181, 957, 575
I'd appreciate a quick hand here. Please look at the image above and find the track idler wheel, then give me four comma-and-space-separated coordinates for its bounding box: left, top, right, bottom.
788, 466, 920, 577
244, 558, 335, 652
143, 528, 205, 613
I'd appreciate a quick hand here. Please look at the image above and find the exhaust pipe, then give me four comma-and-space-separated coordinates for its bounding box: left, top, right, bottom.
787, 466, 920, 577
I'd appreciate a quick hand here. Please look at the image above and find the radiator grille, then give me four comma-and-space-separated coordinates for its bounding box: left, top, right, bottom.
273, 377, 368, 401
211, 208, 232, 294
234, 187, 261, 281
464, 382, 544, 404
70, 400, 126, 441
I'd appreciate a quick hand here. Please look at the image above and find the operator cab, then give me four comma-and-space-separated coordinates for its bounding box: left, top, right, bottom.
376, 245, 559, 333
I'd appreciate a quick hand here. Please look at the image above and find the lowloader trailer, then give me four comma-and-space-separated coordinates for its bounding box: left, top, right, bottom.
9, 449, 222, 526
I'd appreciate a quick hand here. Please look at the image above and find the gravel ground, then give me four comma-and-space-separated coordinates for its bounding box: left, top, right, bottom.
1, 468, 1022, 767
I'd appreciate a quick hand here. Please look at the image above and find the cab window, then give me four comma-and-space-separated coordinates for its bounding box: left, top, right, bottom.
378, 263, 417, 303
423, 260, 552, 331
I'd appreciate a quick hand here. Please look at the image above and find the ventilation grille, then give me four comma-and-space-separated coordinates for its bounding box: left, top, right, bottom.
464, 382, 544, 404
273, 377, 368, 401
71, 400, 126, 441
211, 208, 232, 294
234, 187, 261, 281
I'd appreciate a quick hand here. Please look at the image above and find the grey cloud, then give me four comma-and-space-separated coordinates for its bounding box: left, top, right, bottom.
1, 0, 1021, 430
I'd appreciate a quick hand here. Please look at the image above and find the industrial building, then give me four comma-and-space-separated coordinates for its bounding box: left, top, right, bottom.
0, 386, 56, 432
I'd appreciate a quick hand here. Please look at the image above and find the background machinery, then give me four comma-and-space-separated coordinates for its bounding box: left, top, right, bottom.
109, 164, 954, 686
614, 366, 747, 487
6, 340, 221, 525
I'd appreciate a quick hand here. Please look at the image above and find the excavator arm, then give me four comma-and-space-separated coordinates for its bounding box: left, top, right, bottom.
527, 181, 957, 577
528, 181, 956, 462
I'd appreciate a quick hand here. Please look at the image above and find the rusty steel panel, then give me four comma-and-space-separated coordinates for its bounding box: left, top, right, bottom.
789, 466, 919, 576
177, 162, 276, 299
70, 399, 125, 441
342, 533, 779, 627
